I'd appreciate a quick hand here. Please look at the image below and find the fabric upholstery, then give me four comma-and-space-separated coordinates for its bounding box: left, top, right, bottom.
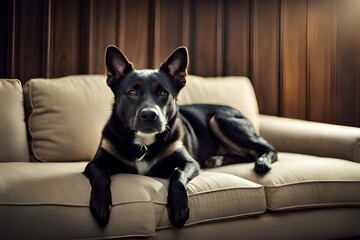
0, 162, 266, 239
260, 115, 360, 163
206, 152, 360, 211
178, 75, 260, 132
0, 79, 30, 162
23, 75, 114, 162
155, 208, 360, 240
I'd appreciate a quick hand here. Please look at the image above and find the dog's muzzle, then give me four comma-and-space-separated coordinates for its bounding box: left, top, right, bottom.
135, 107, 167, 133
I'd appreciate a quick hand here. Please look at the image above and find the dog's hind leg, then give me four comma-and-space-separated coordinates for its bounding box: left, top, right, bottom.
205, 155, 254, 168
209, 107, 277, 174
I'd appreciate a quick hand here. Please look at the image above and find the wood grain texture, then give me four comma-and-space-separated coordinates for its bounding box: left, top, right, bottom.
280, 0, 307, 119
90, 0, 118, 74
251, 0, 280, 115
0, 0, 8, 77
224, 0, 250, 76
307, 0, 333, 123
191, 0, 218, 76
336, 0, 360, 126
153, 0, 185, 68
119, 0, 150, 70
1, 0, 360, 127
51, 0, 85, 77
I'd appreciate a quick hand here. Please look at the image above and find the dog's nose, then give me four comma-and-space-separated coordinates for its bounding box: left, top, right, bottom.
139, 108, 158, 122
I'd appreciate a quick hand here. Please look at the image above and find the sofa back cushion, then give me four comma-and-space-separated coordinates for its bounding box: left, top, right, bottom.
178, 75, 260, 132
23, 75, 113, 162
0, 79, 30, 162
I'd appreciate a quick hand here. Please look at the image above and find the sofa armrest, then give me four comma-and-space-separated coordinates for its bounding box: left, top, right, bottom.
259, 115, 360, 163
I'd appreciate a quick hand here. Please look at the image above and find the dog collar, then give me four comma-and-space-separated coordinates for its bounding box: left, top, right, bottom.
101, 138, 148, 162
136, 145, 148, 161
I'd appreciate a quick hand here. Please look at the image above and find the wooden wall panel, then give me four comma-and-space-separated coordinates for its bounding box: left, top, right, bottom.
307, 0, 333, 123
154, 0, 185, 68
118, 0, 151, 69
0, 0, 8, 77
90, 0, 118, 74
280, 0, 307, 119
251, 0, 280, 115
336, 0, 360, 126
51, 0, 87, 77
16, 0, 47, 81
1, 0, 360, 127
191, 0, 218, 76
224, 0, 250, 76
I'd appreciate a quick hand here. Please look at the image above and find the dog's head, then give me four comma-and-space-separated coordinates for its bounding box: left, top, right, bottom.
105, 45, 188, 135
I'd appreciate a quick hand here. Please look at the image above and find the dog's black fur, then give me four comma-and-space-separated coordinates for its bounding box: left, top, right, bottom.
84, 46, 277, 228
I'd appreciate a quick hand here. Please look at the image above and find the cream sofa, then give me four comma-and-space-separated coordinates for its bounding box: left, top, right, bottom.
0, 75, 360, 240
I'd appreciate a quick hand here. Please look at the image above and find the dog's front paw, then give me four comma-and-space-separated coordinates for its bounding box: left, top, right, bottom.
254, 154, 272, 175
167, 180, 190, 228
90, 188, 112, 228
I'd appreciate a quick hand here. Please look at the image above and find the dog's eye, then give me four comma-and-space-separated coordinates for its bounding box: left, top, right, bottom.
126, 90, 136, 97
160, 90, 169, 97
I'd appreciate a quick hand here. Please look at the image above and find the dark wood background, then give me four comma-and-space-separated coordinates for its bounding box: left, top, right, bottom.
1, 0, 360, 127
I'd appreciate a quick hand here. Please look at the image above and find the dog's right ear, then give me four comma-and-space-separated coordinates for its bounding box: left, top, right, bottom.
105, 45, 133, 90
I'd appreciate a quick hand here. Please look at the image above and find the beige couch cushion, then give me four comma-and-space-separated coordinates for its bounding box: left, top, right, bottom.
207, 152, 360, 211
158, 172, 266, 228
0, 162, 266, 239
178, 75, 260, 132
23, 75, 113, 162
0, 162, 156, 239
0, 79, 30, 162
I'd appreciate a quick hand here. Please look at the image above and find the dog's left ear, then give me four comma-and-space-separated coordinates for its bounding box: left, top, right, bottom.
160, 47, 188, 92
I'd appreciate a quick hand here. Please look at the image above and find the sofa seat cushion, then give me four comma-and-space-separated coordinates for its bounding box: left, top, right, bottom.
0, 79, 30, 162
0, 163, 266, 239
0, 162, 158, 239
206, 152, 360, 211
23, 75, 114, 162
157, 172, 266, 229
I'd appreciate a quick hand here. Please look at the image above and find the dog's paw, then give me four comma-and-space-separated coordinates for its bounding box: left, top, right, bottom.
254, 154, 272, 175
205, 156, 224, 168
167, 180, 190, 228
89, 188, 112, 228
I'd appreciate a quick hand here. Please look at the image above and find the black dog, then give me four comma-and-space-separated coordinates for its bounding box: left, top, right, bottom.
84, 46, 277, 228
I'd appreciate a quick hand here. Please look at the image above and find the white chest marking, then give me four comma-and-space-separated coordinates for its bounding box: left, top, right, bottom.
134, 132, 157, 146
135, 161, 150, 175
133, 132, 157, 174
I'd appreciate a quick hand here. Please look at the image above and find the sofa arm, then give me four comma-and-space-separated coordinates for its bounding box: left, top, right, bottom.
259, 115, 360, 163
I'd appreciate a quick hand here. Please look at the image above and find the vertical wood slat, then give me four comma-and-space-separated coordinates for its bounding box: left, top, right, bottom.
118, 0, 150, 69
153, 0, 185, 68
307, 0, 333, 123
182, 0, 190, 49
336, 0, 360, 126
280, 0, 307, 119
87, 0, 94, 73
192, 0, 218, 77
90, 0, 118, 74
8, 0, 16, 78
224, 0, 250, 76
51, 0, 82, 77
45, 0, 52, 78
251, 0, 280, 115
216, 0, 224, 76
0, 0, 9, 77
